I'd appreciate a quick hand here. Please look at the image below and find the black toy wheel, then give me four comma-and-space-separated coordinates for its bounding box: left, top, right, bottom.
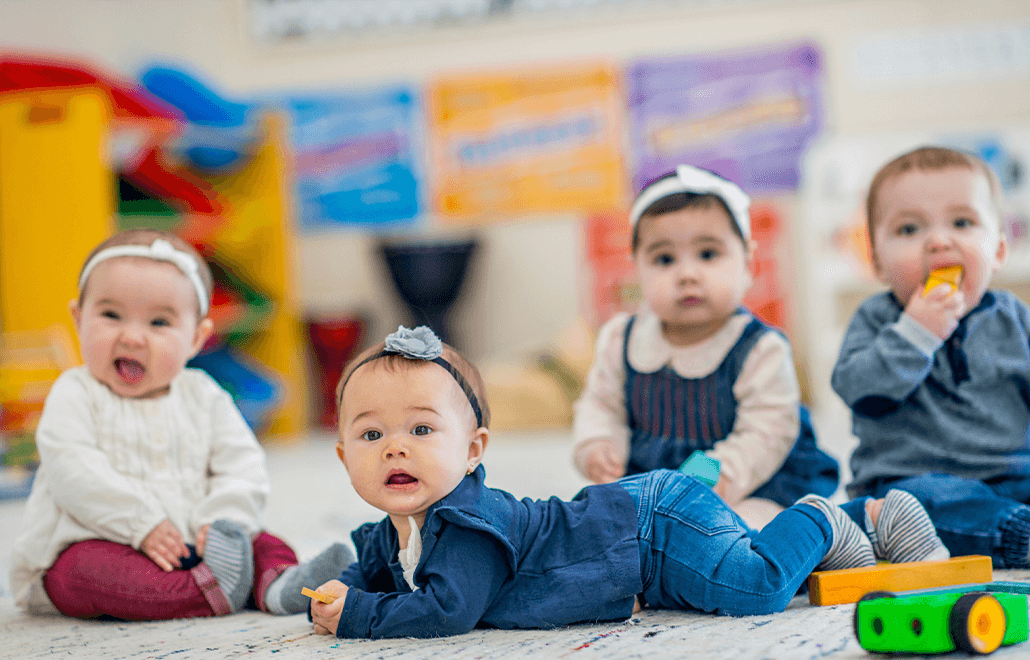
949, 592, 1006, 655
853, 590, 897, 646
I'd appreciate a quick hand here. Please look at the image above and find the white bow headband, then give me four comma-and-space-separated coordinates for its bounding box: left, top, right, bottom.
629, 165, 751, 241
78, 239, 209, 316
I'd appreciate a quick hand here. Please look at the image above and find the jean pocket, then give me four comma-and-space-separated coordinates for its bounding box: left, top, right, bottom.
654, 475, 740, 536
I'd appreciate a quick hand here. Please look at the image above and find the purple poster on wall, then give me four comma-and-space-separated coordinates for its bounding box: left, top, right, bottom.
626, 42, 823, 194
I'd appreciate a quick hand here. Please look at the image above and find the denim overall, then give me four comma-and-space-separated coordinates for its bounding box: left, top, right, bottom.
622, 313, 838, 506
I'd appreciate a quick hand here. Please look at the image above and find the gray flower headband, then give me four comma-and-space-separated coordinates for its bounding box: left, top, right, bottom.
338, 326, 484, 428
79, 239, 209, 316
629, 164, 751, 241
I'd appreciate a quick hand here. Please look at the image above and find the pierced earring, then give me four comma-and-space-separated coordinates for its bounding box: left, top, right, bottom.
466, 468, 472, 476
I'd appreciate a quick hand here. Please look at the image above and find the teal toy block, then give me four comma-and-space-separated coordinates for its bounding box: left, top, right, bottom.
678, 450, 720, 487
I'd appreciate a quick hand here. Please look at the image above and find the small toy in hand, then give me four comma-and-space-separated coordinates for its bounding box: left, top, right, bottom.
923, 266, 963, 296
678, 450, 721, 487
301, 587, 336, 604
853, 586, 1029, 655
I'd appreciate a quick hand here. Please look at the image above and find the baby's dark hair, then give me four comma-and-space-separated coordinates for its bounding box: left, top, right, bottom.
336, 340, 491, 430
866, 146, 1006, 249
78, 228, 214, 315
631, 172, 745, 252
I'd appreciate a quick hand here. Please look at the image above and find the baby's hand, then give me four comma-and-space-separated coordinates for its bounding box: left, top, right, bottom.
311, 580, 348, 636
580, 440, 625, 484
141, 520, 190, 571
905, 284, 965, 340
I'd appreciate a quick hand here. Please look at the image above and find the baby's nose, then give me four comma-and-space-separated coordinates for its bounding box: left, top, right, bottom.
120, 325, 146, 345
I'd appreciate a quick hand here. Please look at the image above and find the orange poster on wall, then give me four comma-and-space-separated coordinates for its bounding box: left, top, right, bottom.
427, 64, 628, 221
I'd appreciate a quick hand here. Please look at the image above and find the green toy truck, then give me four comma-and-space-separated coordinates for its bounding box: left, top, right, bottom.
853, 585, 1030, 655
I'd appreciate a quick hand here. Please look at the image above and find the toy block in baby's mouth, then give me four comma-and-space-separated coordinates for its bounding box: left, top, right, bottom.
301, 586, 336, 604
923, 266, 963, 296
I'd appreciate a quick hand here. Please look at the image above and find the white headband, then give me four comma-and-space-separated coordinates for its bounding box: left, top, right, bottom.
629, 165, 751, 241
78, 239, 209, 316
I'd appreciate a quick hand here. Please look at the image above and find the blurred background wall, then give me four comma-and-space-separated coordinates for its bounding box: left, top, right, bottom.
1, 0, 1028, 470
4, 0, 1026, 354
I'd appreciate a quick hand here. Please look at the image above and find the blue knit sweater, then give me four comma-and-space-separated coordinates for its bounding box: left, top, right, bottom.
832, 289, 1030, 496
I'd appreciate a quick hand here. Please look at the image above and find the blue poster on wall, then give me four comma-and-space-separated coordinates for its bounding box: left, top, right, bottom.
277, 87, 421, 230
626, 42, 824, 194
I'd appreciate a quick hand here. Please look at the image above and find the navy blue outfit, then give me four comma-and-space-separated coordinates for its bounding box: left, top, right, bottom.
834, 290, 1030, 567
624, 314, 839, 506
330, 465, 835, 639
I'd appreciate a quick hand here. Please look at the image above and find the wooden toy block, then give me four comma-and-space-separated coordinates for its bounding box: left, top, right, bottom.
301, 587, 336, 604
808, 555, 992, 606
923, 265, 963, 295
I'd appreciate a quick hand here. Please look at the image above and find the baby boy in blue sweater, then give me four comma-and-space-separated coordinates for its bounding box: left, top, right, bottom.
834, 145, 1030, 568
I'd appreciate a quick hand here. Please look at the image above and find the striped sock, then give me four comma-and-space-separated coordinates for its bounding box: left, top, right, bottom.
263, 542, 356, 615
868, 490, 950, 564
204, 519, 254, 613
797, 495, 876, 571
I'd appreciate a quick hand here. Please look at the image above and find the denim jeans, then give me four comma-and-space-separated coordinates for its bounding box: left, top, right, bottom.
848, 473, 1030, 568
618, 469, 832, 616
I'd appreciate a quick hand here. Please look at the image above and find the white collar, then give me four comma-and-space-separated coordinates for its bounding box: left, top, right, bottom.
399, 515, 421, 591
627, 307, 753, 379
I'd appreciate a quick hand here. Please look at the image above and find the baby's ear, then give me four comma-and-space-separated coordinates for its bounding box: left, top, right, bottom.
190, 317, 214, 357
745, 238, 759, 280
335, 440, 348, 468
68, 298, 80, 325
467, 427, 489, 471
994, 233, 1009, 270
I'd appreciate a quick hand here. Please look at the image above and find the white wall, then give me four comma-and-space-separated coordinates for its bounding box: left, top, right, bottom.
3, 0, 1029, 364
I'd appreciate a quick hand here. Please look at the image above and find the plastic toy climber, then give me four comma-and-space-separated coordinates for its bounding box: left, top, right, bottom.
853, 586, 1029, 655
0, 327, 77, 498
923, 266, 963, 296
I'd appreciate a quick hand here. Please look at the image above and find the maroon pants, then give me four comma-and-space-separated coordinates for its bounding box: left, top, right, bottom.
43, 532, 297, 620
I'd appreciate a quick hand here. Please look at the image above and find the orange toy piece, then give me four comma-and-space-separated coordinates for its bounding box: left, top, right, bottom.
808, 555, 992, 606
923, 265, 963, 296
301, 587, 336, 604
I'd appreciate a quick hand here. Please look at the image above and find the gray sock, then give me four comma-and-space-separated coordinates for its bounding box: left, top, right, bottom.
797, 495, 876, 571
204, 519, 254, 613
867, 490, 950, 564
263, 542, 356, 615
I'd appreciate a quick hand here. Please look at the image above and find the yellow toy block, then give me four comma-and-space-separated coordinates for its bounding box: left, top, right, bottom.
923, 265, 963, 296
808, 555, 992, 606
301, 587, 336, 604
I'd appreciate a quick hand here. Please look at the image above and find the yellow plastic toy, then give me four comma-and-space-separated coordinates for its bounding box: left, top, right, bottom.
0, 88, 115, 349
301, 587, 336, 604
924, 266, 963, 296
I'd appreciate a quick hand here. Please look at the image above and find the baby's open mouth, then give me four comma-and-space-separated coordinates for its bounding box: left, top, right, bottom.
115, 358, 146, 384
387, 473, 417, 485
